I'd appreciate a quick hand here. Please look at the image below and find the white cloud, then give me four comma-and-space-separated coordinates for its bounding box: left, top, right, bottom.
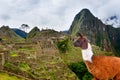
0, 0, 120, 32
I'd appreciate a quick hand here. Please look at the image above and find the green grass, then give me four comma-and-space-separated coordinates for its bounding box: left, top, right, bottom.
10, 52, 19, 57
59, 41, 83, 64
92, 45, 114, 56
19, 63, 30, 71
18, 47, 34, 51
0, 72, 24, 80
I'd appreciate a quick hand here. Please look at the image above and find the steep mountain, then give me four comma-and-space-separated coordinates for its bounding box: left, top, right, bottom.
69, 9, 95, 35
0, 26, 24, 43
105, 25, 120, 56
12, 28, 27, 38
69, 9, 112, 52
26, 27, 40, 39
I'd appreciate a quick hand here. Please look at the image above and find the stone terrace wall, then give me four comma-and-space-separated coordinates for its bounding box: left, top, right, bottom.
0, 50, 9, 69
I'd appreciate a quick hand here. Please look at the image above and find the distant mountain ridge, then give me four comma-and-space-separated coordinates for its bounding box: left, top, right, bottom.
0, 26, 24, 43
69, 8, 120, 56
26, 27, 66, 42
0, 25, 66, 43
12, 28, 27, 38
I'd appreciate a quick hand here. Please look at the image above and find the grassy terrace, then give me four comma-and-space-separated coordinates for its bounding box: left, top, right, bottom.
0, 72, 24, 80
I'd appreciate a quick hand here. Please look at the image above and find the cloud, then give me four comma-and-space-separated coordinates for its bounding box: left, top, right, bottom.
0, 0, 120, 32
0, 14, 10, 20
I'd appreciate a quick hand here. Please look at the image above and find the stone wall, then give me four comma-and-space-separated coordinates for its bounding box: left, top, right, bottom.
0, 50, 9, 69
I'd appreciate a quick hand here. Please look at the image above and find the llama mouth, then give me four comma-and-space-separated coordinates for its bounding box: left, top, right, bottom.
73, 42, 80, 47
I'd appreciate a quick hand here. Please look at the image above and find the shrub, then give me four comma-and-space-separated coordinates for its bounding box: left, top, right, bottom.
19, 63, 30, 71
68, 61, 93, 80
0, 38, 2, 41
57, 38, 69, 53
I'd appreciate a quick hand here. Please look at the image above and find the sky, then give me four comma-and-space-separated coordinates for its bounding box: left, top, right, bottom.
0, 0, 120, 32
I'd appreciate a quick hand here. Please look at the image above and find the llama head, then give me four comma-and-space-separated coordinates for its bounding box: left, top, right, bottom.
74, 33, 88, 49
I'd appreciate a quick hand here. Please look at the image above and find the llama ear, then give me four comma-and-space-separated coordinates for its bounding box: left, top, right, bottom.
77, 33, 83, 38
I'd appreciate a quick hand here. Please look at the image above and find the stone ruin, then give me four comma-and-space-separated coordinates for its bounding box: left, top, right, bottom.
0, 50, 9, 69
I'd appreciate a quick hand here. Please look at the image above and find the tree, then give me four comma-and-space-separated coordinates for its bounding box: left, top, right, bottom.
57, 38, 69, 53
20, 24, 30, 32
0, 38, 2, 42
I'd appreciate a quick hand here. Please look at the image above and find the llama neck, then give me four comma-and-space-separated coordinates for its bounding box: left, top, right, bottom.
81, 43, 93, 63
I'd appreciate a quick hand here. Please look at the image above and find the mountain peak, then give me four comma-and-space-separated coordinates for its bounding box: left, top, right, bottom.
69, 8, 96, 35
32, 27, 40, 31
80, 8, 91, 14
75, 8, 94, 20
0, 25, 10, 30
27, 27, 40, 39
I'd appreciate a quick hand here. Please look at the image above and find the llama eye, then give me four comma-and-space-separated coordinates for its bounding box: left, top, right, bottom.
77, 40, 80, 42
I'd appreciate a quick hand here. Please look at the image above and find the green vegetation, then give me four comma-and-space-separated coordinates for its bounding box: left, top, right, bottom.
57, 38, 69, 53
57, 39, 93, 79
68, 61, 93, 80
0, 45, 7, 50
19, 63, 30, 71
4, 61, 9, 68
0, 72, 24, 80
0, 26, 25, 44
26, 27, 40, 39
96, 33, 102, 47
1, 36, 114, 80
0, 38, 2, 41
92, 45, 114, 56
10, 51, 19, 57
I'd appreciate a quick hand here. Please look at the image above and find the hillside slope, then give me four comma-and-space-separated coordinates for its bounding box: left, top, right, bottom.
0, 26, 24, 43
12, 28, 27, 38
26, 27, 40, 39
